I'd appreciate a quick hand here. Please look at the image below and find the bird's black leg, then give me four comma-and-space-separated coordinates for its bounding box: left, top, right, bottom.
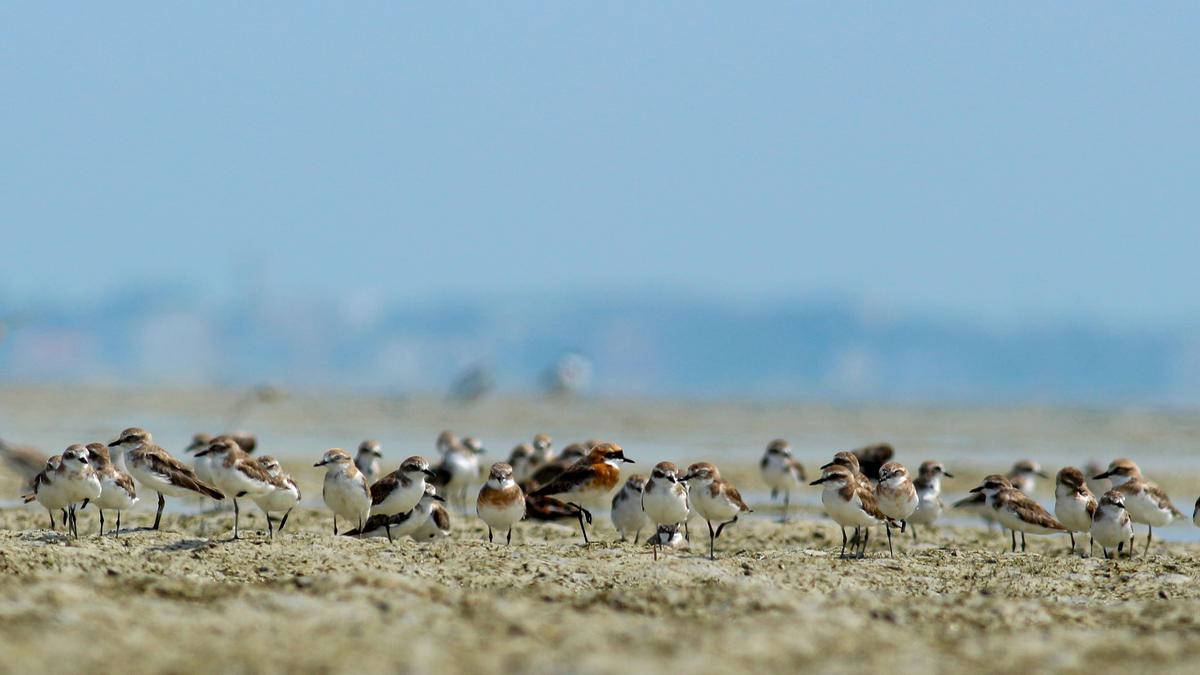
885, 521, 894, 557
487, 526, 493, 543
99, 509, 105, 538
278, 509, 291, 533
1021, 531, 1027, 552
707, 520, 716, 560
266, 513, 274, 539
1069, 531, 1076, 552
385, 522, 393, 543
715, 516, 739, 539
333, 515, 338, 535
911, 524, 918, 542
860, 526, 870, 558
115, 510, 122, 536
1147, 525, 1153, 554
231, 498, 241, 540
506, 527, 512, 546
1010, 529, 1017, 553
153, 492, 165, 530
900, 520, 907, 534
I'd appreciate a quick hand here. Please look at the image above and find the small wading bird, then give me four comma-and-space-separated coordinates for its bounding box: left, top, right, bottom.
355, 440, 383, 484
683, 462, 751, 560
370, 456, 437, 542
875, 461, 918, 557
108, 428, 224, 530
759, 439, 805, 522
611, 476, 651, 543
1091, 490, 1134, 559
1054, 467, 1097, 556
906, 461, 952, 542
85, 443, 137, 537
345, 484, 445, 539
252, 456, 301, 537
1093, 459, 1182, 556
24, 454, 67, 530
195, 438, 274, 540
641, 462, 690, 561
529, 443, 634, 544
970, 475, 1066, 553
314, 448, 371, 535
810, 464, 891, 559
476, 462, 525, 545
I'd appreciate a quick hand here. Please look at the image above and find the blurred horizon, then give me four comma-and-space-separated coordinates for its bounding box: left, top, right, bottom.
3, 4, 1199, 405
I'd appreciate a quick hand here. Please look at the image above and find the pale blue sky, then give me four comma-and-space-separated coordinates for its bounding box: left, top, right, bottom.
3, 3, 1199, 324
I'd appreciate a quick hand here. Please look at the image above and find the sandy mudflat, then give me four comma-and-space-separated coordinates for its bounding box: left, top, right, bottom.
2, 500, 1199, 675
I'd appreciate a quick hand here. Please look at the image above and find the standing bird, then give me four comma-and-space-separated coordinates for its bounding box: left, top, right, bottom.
641, 462, 690, 560
1054, 467, 1098, 555
314, 448, 371, 535
1093, 458, 1182, 555
759, 439, 805, 522
875, 461, 918, 557
85, 443, 137, 537
23, 454, 67, 530
108, 428, 224, 530
1091, 490, 1134, 559
432, 433, 484, 511
476, 462, 525, 544
531, 433, 554, 467
529, 443, 634, 544
611, 476, 651, 543
810, 464, 888, 559
1007, 459, 1049, 494
252, 456, 302, 537
683, 462, 751, 560
355, 440, 384, 484
507, 442, 536, 484
970, 475, 1066, 553
195, 438, 274, 540
370, 456, 437, 542
54, 445, 102, 538
907, 461, 952, 541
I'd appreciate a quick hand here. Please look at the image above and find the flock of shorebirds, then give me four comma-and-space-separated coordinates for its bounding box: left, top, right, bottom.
6, 428, 1199, 561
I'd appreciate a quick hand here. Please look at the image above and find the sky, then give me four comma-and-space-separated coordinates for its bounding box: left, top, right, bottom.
3, 3, 1199, 326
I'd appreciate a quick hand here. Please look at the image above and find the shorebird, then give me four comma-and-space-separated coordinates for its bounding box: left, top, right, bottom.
185, 433, 217, 487
345, 484, 444, 539
432, 433, 484, 511
875, 461, 918, 557
970, 475, 1066, 553
195, 438, 274, 540
1054, 467, 1097, 555
413, 501, 452, 541
851, 442, 895, 486
1091, 490, 1134, 559
810, 464, 889, 559
85, 443, 137, 537
529, 442, 633, 544
251, 456, 302, 537
683, 462, 751, 560
611, 475, 651, 543
528, 443, 587, 486
641, 461, 690, 560
1007, 459, 1048, 494
314, 448, 371, 535
476, 462, 525, 545
507, 442, 536, 484
52, 445, 102, 537
108, 428, 224, 530
1093, 458, 1182, 555
759, 439, 805, 522
1084, 460, 1112, 498
907, 460, 952, 541
23, 454, 67, 530
355, 440, 383, 484
370, 456, 437, 542
531, 433, 554, 465
821, 451, 869, 484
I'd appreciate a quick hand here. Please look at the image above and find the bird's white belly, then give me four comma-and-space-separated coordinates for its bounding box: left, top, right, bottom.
95, 476, 137, 510
374, 482, 423, 516
478, 499, 525, 530
642, 487, 689, 526
822, 490, 877, 528
692, 491, 739, 522
1055, 497, 1093, 533
1090, 515, 1132, 548
877, 492, 918, 521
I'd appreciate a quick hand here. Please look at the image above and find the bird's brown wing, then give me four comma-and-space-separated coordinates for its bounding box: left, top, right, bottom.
1146, 483, 1184, 518
1004, 491, 1066, 530
142, 447, 224, 499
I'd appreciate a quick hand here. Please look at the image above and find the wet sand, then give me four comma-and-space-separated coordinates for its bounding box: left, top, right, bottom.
2, 388, 1200, 673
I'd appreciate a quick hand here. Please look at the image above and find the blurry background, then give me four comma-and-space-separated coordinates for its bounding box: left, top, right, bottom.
3, 3, 1199, 406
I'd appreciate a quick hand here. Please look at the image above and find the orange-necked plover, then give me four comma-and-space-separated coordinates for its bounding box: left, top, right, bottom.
907, 460, 952, 542
195, 438, 274, 540
970, 474, 1066, 553
530, 442, 633, 544
23, 454, 67, 530
413, 501, 452, 541
1054, 467, 1098, 555
433, 433, 484, 511
641, 461, 690, 560
1091, 489, 1134, 559
109, 428, 224, 530
85, 442, 137, 537
251, 455, 302, 537
611, 475, 651, 543
1091, 489, 1135, 558
370, 456, 437, 542
1093, 458, 1182, 555
345, 483, 444, 539
875, 461, 918, 557
810, 464, 889, 559
759, 439, 805, 522
476, 462, 525, 545
314, 448, 371, 535
355, 440, 384, 484
683, 462, 751, 560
